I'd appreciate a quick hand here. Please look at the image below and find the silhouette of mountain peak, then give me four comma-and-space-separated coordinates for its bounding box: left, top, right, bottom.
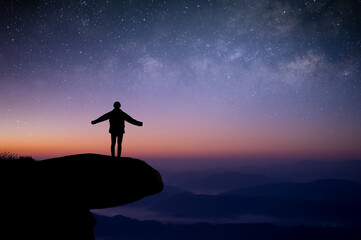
1, 153, 163, 239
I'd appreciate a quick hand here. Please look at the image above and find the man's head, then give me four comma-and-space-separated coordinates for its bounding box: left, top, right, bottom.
113, 101, 121, 109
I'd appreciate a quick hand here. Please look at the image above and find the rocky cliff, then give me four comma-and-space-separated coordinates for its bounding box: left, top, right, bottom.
1, 154, 163, 239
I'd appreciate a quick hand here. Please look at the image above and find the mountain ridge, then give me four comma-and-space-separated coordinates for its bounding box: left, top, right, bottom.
178, 171, 287, 194
221, 178, 361, 202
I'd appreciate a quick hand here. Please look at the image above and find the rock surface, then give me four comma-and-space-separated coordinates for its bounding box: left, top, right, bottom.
1, 154, 163, 239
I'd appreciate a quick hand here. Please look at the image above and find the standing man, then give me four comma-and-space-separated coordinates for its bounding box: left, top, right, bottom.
91, 101, 143, 157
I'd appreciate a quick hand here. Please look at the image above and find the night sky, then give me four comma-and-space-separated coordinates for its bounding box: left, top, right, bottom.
1, 0, 361, 169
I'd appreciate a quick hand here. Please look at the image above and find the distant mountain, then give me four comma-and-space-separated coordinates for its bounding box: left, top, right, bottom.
238, 160, 361, 183
178, 172, 287, 194
162, 160, 361, 194
162, 170, 223, 186
125, 185, 190, 207
222, 179, 361, 202
94, 214, 361, 240
150, 192, 361, 226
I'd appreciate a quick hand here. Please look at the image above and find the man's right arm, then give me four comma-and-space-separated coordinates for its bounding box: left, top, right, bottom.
91, 112, 110, 125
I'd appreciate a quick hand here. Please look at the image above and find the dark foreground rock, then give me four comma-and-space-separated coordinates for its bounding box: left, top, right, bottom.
1, 154, 163, 239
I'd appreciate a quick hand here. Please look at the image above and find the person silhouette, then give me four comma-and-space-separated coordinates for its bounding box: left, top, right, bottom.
91, 101, 143, 157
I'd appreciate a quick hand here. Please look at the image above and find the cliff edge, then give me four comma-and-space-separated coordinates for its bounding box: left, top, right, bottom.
1, 154, 163, 239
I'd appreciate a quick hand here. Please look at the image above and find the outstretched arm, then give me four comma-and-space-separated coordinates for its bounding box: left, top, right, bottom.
91, 112, 110, 125
123, 112, 143, 126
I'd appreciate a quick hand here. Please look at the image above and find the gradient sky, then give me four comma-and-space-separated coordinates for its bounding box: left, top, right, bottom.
1, 0, 361, 170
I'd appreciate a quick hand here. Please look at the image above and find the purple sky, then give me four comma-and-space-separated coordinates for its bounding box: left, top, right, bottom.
1, 0, 361, 170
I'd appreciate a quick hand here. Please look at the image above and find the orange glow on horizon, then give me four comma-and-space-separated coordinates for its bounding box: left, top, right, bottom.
1, 114, 361, 166
1, 104, 361, 167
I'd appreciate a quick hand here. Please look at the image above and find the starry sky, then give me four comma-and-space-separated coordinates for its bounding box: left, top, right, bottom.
1, 0, 361, 170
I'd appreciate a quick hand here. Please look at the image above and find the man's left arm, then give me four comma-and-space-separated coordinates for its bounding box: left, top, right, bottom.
123, 112, 143, 126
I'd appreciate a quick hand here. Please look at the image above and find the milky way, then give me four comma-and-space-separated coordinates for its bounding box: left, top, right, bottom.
1, 0, 361, 168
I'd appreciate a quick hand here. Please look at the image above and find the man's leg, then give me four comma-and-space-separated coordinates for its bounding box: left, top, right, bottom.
111, 134, 116, 157
117, 134, 124, 157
